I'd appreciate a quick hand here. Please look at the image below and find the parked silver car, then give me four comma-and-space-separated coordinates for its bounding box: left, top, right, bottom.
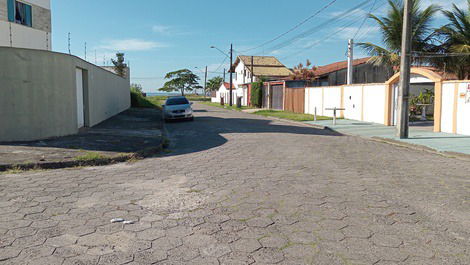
162, 96, 194, 121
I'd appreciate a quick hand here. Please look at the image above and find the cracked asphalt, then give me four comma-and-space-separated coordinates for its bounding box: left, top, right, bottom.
0, 103, 469, 265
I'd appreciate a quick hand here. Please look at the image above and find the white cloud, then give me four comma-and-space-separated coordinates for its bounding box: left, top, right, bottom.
98, 39, 167, 52
151, 24, 192, 36
152, 25, 172, 34
336, 26, 380, 40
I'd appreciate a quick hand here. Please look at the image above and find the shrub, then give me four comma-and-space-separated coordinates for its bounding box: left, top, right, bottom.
250, 81, 263, 108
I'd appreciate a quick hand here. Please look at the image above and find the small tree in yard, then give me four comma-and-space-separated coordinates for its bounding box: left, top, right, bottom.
161, 69, 201, 96
112, 53, 127, 78
207, 76, 224, 92
290, 59, 316, 81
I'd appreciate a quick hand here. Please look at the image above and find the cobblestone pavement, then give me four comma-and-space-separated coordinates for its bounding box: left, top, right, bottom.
1, 103, 469, 265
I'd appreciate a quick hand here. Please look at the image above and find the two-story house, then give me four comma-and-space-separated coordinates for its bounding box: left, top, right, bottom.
230, 55, 293, 88
0, 0, 51, 50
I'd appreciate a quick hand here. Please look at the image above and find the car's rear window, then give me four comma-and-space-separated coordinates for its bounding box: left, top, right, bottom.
166, 98, 189, 106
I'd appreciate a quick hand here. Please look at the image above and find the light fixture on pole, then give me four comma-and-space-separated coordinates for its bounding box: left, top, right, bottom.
210, 45, 233, 106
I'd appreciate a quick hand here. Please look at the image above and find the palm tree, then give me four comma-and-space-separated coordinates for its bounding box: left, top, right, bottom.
358, 0, 440, 72
433, 1, 470, 79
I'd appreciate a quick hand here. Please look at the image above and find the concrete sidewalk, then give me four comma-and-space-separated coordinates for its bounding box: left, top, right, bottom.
0, 108, 164, 171
305, 119, 470, 156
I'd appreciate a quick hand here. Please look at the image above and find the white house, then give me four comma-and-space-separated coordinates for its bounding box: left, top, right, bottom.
230, 55, 293, 88
212, 82, 239, 105
0, 0, 52, 50
212, 56, 292, 106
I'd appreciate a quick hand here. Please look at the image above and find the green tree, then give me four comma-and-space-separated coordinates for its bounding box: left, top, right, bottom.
433, 1, 470, 79
161, 69, 201, 96
358, 0, 440, 72
111, 53, 127, 78
207, 76, 224, 92
130, 83, 143, 94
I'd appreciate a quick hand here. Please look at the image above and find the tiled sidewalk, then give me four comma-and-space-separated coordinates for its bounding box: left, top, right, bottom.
305, 119, 470, 155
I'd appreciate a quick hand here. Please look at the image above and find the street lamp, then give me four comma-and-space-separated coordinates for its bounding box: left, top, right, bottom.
195, 66, 208, 97
211, 44, 233, 106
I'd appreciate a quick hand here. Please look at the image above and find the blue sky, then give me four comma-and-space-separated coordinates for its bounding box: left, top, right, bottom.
51, 0, 465, 92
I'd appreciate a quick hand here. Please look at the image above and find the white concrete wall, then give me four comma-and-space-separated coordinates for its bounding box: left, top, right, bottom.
0, 21, 51, 50
440, 82, 470, 136
456, 82, 470, 135
0, 47, 130, 142
323, 87, 342, 118
306, 84, 387, 123
305, 87, 341, 117
441, 83, 455, 134
363, 84, 386, 124
305, 87, 324, 116
344, 85, 363, 121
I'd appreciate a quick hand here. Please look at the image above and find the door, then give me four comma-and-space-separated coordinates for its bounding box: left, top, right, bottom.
76, 68, 85, 128
272, 85, 283, 110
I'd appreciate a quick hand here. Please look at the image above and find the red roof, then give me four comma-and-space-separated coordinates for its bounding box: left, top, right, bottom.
313, 57, 371, 76
223, 82, 236, 89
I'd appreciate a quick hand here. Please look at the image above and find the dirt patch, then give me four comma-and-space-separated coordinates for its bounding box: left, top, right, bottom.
126, 175, 206, 213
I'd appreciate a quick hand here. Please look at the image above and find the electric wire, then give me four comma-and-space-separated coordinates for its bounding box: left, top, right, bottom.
240, 0, 339, 53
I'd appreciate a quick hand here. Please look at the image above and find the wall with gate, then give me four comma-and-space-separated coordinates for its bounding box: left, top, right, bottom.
440, 81, 470, 136
0, 47, 130, 142
305, 84, 387, 124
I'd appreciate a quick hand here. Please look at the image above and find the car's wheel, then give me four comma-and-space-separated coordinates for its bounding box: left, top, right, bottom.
189, 117, 194, 121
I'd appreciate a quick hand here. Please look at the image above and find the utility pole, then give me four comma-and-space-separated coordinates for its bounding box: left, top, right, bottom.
223, 68, 226, 83
251, 56, 254, 83
347, 39, 354, 85
229, 43, 233, 106
84, 42, 87, 61
397, 0, 413, 139
204, 66, 208, 97
68, 32, 71, 54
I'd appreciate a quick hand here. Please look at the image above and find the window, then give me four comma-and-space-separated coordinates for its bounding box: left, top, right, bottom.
15, 1, 32, 26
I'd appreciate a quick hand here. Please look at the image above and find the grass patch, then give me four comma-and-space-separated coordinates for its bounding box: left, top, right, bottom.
131, 91, 163, 109
75, 152, 107, 162
252, 110, 333, 122
200, 101, 253, 111
185, 95, 211, 102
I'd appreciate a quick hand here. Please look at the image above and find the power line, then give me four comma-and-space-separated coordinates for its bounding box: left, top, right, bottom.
265, 0, 375, 54
353, 0, 377, 39
280, 2, 384, 60
240, 0, 339, 53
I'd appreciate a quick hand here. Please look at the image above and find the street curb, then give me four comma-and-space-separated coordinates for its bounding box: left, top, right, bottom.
0, 144, 164, 173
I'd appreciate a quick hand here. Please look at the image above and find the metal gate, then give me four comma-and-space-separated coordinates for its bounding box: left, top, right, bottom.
262, 86, 269, 108
272, 85, 283, 110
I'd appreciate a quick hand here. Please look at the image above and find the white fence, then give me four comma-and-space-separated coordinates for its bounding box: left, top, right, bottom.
305, 84, 387, 124
441, 81, 470, 136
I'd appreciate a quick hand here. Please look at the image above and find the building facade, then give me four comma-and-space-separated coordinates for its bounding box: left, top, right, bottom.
0, 0, 51, 50
230, 56, 293, 88
313, 58, 392, 86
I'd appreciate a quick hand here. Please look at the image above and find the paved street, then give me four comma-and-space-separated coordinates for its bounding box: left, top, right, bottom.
1, 103, 469, 265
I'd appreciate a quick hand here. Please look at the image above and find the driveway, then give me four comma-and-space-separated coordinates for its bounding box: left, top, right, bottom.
0, 103, 469, 264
